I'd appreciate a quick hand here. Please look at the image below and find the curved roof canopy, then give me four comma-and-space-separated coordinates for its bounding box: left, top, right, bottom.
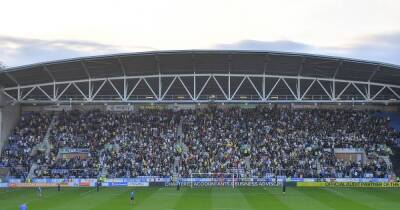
1, 50, 400, 87
1, 50, 400, 104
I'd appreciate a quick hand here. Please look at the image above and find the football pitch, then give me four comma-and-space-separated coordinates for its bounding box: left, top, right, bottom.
1, 187, 400, 210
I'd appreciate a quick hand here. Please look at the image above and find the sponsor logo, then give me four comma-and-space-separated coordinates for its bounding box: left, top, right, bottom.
79, 182, 91, 187
297, 182, 400, 187
12, 183, 62, 188
169, 181, 279, 187
127, 182, 149, 187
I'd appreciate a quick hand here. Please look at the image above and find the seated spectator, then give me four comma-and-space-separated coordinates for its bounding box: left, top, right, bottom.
1, 107, 398, 179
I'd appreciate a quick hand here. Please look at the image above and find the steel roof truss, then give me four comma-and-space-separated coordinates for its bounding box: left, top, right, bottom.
387, 87, 400, 99
20, 87, 36, 101
90, 80, 107, 100
301, 79, 316, 100
126, 78, 142, 100
143, 78, 159, 100
282, 78, 298, 100
1, 73, 398, 104
161, 76, 178, 100
37, 86, 54, 101
213, 75, 228, 100
230, 76, 246, 100
72, 82, 88, 100
247, 76, 263, 100
2, 90, 17, 101
371, 86, 386, 100
352, 82, 367, 100
317, 80, 333, 100
177, 76, 194, 100
56, 83, 73, 100
108, 79, 123, 100
336, 82, 351, 100
265, 78, 281, 100
195, 75, 212, 100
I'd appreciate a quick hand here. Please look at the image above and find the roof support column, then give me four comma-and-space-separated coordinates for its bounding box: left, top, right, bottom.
123, 76, 127, 101
262, 73, 266, 100
262, 55, 269, 101
192, 53, 197, 101
17, 87, 21, 101
158, 73, 161, 100
367, 82, 371, 100
297, 58, 305, 101
297, 77, 301, 101
228, 73, 231, 100
228, 55, 232, 100
332, 80, 336, 100
53, 82, 57, 101
88, 79, 92, 100
193, 73, 196, 100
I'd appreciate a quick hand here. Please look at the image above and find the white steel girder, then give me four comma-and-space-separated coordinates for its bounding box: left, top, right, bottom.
2, 73, 400, 104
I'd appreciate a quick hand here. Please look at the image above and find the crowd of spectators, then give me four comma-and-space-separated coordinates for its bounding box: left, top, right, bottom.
100, 109, 179, 178
0, 112, 51, 178
180, 107, 395, 178
0, 106, 398, 179
36, 109, 179, 178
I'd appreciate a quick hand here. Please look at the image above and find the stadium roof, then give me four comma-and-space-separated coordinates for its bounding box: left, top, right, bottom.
1, 50, 400, 87
1, 50, 400, 104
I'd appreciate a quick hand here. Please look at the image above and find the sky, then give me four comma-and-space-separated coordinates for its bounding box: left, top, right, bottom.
0, 0, 399, 67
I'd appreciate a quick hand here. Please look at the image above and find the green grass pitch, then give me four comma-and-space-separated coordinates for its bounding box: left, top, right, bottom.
1, 187, 399, 210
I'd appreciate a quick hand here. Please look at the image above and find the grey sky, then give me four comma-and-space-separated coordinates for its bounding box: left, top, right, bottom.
0, 0, 399, 67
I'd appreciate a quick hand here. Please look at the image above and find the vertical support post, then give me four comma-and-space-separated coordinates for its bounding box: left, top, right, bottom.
228, 73, 231, 100
123, 76, 127, 101
368, 82, 371, 100
262, 73, 266, 100
263, 54, 269, 101
228, 54, 231, 100
193, 73, 196, 100
333, 80, 336, 100
53, 82, 56, 101
158, 73, 162, 100
297, 77, 301, 100
88, 79, 92, 100
17, 87, 21, 101
192, 53, 197, 102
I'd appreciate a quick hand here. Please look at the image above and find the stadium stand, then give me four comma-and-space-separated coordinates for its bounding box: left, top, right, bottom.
0, 106, 398, 180
0, 112, 51, 179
